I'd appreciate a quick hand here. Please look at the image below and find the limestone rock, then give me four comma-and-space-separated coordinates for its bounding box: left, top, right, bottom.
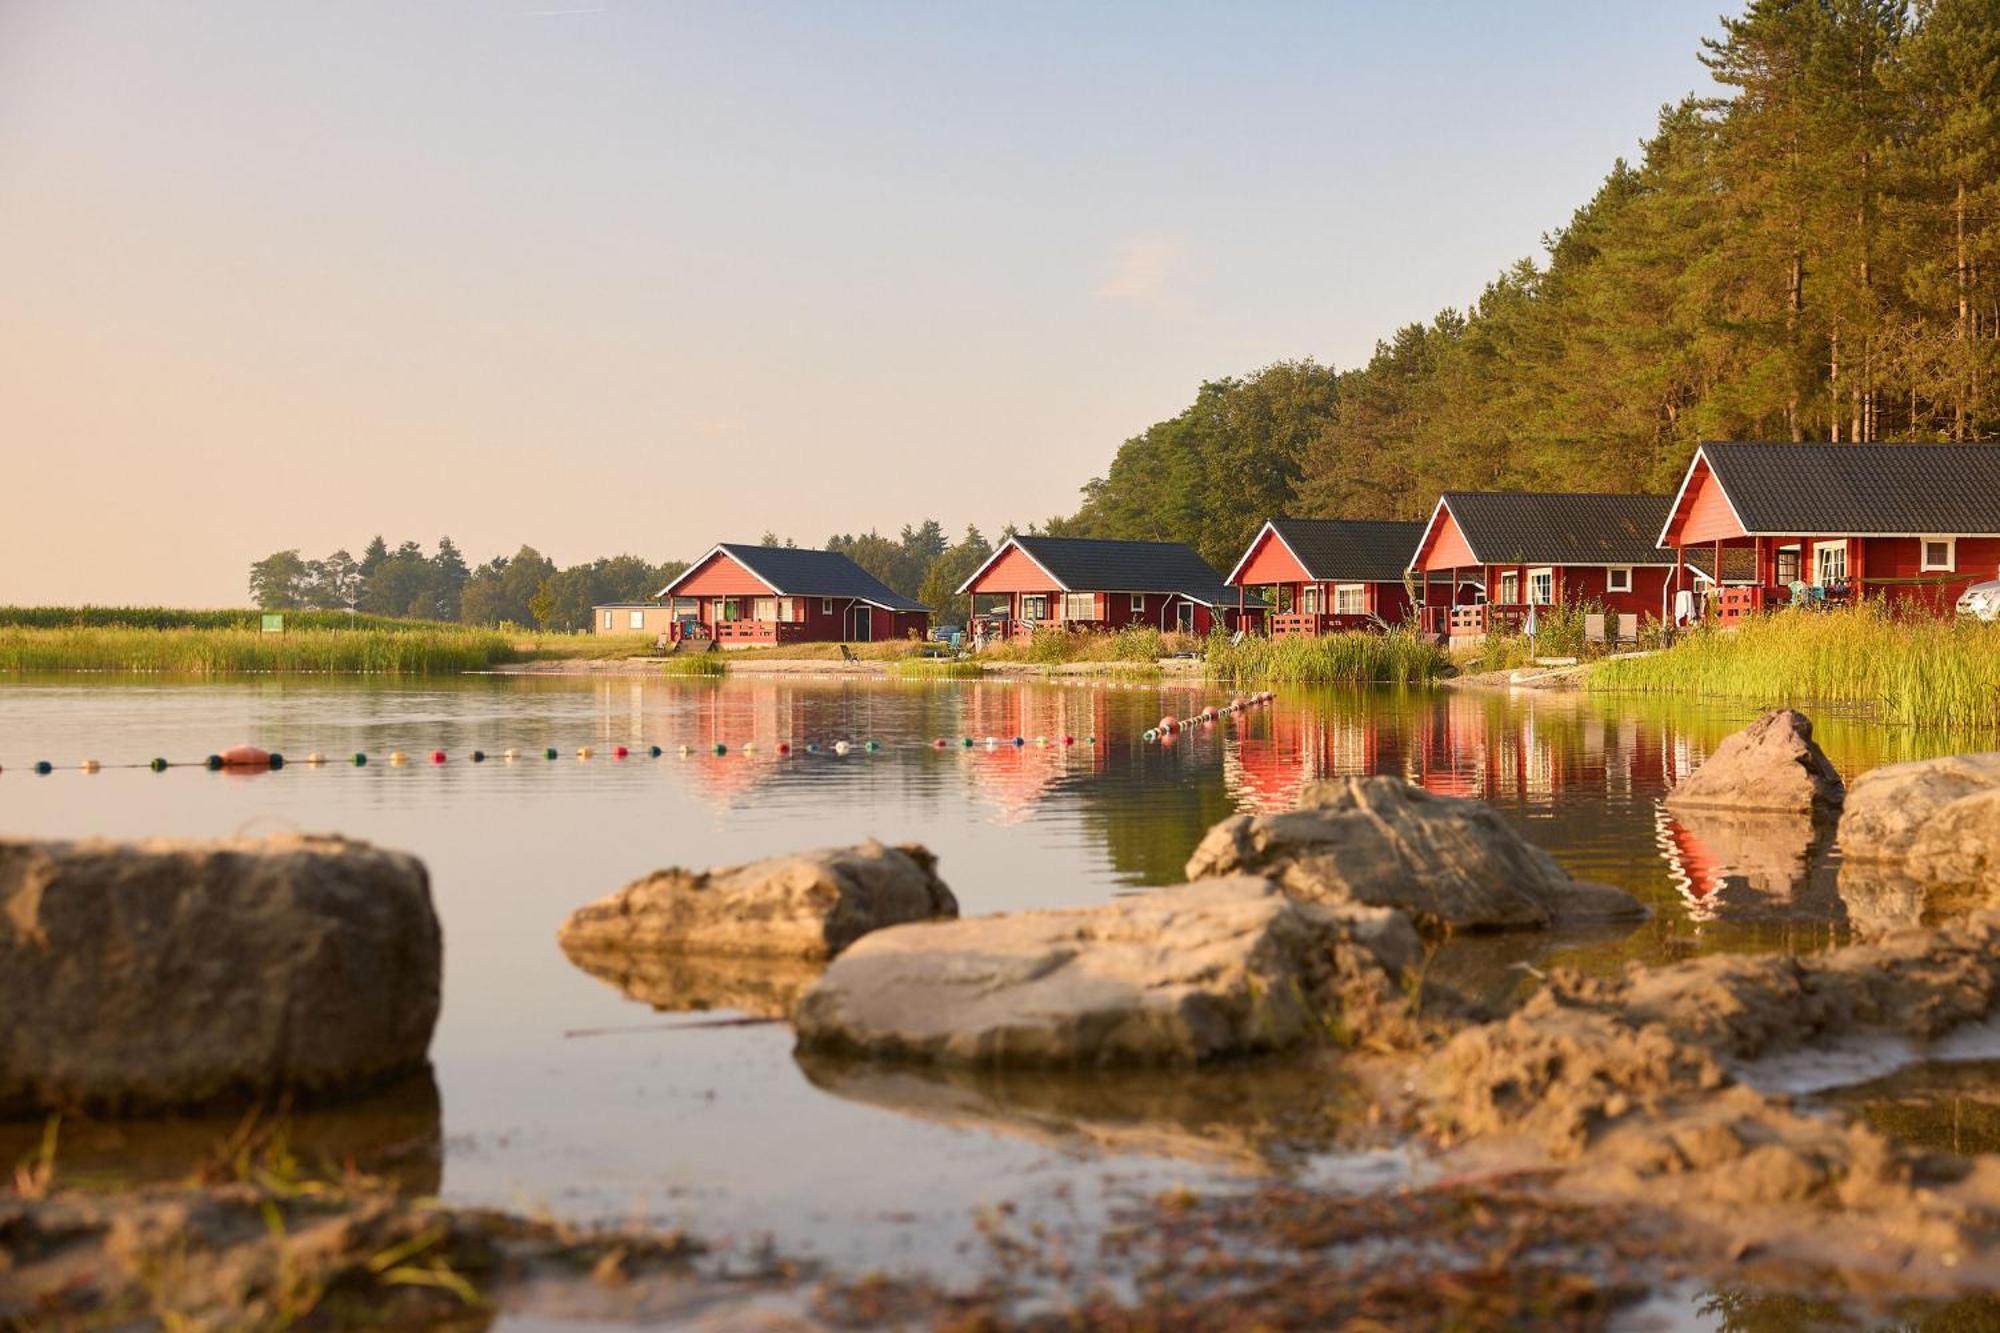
793, 876, 1427, 1067
1904, 787, 2000, 891
1185, 775, 1645, 932
558, 840, 957, 962
1666, 709, 1844, 815
0, 834, 440, 1116
1838, 752, 2000, 864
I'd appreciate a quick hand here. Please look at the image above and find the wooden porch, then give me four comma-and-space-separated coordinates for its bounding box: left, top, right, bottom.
1269, 611, 1382, 636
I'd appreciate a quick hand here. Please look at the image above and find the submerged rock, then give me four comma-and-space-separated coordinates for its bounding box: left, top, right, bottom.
1838, 752, 2000, 866
557, 839, 957, 962
0, 834, 440, 1117
1184, 775, 1645, 932
794, 876, 1430, 1067
1666, 708, 1844, 815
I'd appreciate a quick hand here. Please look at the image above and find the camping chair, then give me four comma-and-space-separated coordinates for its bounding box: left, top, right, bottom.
1584, 614, 1606, 646
1616, 613, 1638, 645
839, 644, 858, 663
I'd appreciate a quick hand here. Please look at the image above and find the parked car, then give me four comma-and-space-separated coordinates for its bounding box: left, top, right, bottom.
1956, 578, 2000, 622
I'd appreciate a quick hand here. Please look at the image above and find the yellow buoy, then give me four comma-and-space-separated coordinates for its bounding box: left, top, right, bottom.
81, 759, 100, 773
389, 751, 409, 766
305, 752, 327, 766
577, 746, 594, 759
502, 748, 520, 761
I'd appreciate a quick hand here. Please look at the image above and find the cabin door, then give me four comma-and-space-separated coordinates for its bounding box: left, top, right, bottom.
1175, 601, 1195, 632
848, 606, 873, 641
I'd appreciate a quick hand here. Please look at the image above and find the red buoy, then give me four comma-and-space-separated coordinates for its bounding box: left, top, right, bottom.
614, 745, 629, 758
430, 750, 447, 764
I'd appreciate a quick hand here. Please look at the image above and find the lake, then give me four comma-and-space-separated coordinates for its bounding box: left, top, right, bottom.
0, 672, 1985, 1288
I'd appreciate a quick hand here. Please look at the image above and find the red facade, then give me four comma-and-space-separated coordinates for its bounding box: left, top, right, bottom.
1661, 452, 2000, 621
1228, 525, 1413, 635
961, 544, 1253, 638
1412, 503, 1673, 636
666, 549, 929, 644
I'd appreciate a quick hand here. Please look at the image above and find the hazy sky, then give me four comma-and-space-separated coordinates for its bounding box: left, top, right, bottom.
1, 1, 1724, 605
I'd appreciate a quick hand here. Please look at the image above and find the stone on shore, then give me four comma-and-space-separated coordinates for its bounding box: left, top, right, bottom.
557, 839, 957, 962
0, 835, 440, 1117
1665, 709, 1844, 815
1184, 776, 1645, 932
793, 876, 1427, 1067
1838, 752, 2000, 866
1904, 787, 2000, 891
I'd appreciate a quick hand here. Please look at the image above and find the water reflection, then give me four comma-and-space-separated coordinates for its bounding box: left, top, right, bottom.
561, 939, 819, 1020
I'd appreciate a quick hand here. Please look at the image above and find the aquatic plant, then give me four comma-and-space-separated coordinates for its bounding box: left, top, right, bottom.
1205, 630, 1448, 686
886, 657, 985, 679
659, 654, 729, 677
0, 626, 516, 675
1589, 603, 2000, 730
0, 605, 447, 632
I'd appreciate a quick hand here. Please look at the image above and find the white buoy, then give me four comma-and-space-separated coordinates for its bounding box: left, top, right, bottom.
502, 748, 520, 761
833, 740, 852, 755
305, 752, 327, 765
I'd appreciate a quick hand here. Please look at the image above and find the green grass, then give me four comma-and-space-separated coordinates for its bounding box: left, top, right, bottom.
722, 640, 929, 661
1589, 603, 2000, 730
0, 605, 445, 632
659, 653, 729, 677
1205, 630, 1450, 686
887, 657, 985, 679
977, 625, 1198, 664
0, 626, 517, 675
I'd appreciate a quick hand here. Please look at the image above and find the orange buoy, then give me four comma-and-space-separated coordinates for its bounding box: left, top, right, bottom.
220, 745, 271, 769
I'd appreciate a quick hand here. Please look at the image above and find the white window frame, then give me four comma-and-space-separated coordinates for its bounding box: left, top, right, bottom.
1061, 592, 1096, 621
628, 610, 645, 630
1527, 568, 1555, 606
1813, 541, 1849, 586
821, 598, 834, 615
1333, 583, 1366, 615
1776, 545, 1802, 586
1020, 595, 1048, 621
1921, 536, 1956, 573
1301, 585, 1319, 615
1606, 566, 1633, 593
1499, 571, 1520, 604
1128, 593, 1145, 614
601, 610, 613, 629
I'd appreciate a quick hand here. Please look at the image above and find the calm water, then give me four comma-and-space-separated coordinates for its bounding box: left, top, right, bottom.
0, 673, 1986, 1283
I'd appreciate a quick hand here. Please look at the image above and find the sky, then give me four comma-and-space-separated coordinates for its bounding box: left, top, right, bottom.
1, 0, 1727, 606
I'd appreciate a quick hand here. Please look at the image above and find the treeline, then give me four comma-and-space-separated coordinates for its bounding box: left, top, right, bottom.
248, 539, 686, 632
1056, 0, 2000, 556
249, 524, 1010, 629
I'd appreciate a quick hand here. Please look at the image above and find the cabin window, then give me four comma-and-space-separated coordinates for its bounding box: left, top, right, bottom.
628, 610, 645, 630
1061, 593, 1096, 621
1301, 586, 1319, 615
1813, 541, 1848, 586
1021, 595, 1048, 621
821, 598, 834, 615
601, 610, 613, 629
1922, 537, 1956, 572
1129, 593, 1145, 614
1776, 547, 1802, 585
1528, 569, 1554, 606
1334, 584, 1366, 615
752, 598, 778, 622
1606, 567, 1632, 593
1499, 572, 1520, 604
713, 598, 733, 622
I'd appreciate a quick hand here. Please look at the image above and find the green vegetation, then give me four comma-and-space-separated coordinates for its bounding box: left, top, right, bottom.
659, 654, 729, 677
0, 626, 516, 675
978, 626, 1196, 665
887, 657, 985, 679
723, 640, 927, 661
1590, 605, 2000, 730
1206, 631, 1449, 686
1048, 0, 2000, 545
0, 605, 438, 632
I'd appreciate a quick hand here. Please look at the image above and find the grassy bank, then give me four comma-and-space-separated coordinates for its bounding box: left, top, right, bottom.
886, 657, 985, 679
0, 605, 443, 632
1206, 630, 1449, 686
660, 654, 729, 677
1589, 605, 2000, 730
977, 626, 1198, 665
0, 626, 517, 675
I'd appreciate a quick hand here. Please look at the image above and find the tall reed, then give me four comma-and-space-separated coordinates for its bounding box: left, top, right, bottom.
659, 653, 729, 677
1589, 604, 2000, 730
0, 605, 441, 632
0, 626, 516, 675
1206, 630, 1449, 686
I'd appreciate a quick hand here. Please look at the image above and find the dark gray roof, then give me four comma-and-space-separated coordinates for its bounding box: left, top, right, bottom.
1255, 518, 1425, 584
1696, 443, 2000, 536
972, 536, 1255, 607
662, 544, 929, 612
1439, 492, 1675, 567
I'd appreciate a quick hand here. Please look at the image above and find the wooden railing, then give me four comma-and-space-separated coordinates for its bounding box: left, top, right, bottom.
1270, 612, 1381, 636
711, 620, 810, 644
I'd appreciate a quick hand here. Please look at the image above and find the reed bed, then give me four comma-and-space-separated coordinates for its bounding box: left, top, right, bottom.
659, 654, 730, 677
1589, 605, 2000, 730
978, 626, 1197, 665
0, 626, 516, 675
0, 605, 438, 632
887, 657, 986, 679
1206, 630, 1449, 686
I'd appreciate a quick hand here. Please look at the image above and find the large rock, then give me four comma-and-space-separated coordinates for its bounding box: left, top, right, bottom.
1838, 752, 2000, 865
0, 835, 440, 1116
1905, 787, 2000, 890
558, 839, 957, 962
1184, 776, 1645, 932
1666, 709, 1844, 815
793, 876, 1427, 1067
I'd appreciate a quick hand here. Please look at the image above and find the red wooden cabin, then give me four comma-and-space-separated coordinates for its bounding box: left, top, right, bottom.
1659, 443, 2000, 623
1225, 517, 1424, 635
1409, 492, 1676, 641
955, 536, 1264, 640
657, 543, 931, 645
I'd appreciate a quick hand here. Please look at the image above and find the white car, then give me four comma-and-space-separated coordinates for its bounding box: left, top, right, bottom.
1957, 579, 2000, 621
